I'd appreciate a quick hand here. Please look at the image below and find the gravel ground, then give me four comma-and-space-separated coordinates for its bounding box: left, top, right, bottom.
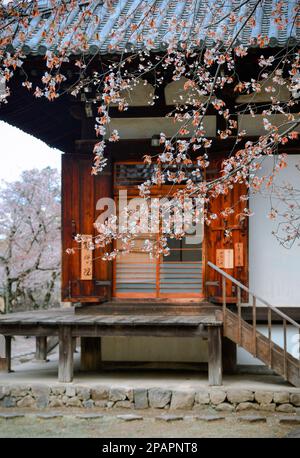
0, 410, 298, 438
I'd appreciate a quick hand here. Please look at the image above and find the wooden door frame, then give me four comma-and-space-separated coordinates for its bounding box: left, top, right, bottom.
112, 166, 206, 299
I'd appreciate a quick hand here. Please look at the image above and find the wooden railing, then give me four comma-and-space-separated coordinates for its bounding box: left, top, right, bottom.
208, 262, 300, 379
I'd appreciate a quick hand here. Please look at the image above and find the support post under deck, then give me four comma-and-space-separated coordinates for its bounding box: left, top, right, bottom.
208, 326, 223, 386
58, 326, 74, 383
4, 336, 12, 373
35, 336, 48, 362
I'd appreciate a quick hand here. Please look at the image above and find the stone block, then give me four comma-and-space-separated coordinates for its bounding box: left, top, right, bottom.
65, 386, 76, 397
155, 414, 183, 422
276, 403, 296, 413
32, 385, 50, 409
0, 386, 10, 400
209, 390, 226, 405
16, 395, 36, 408
215, 402, 234, 412
1, 396, 16, 408
196, 415, 225, 422
51, 386, 66, 396
49, 398, 64, 408
195, 391, 210, 405
170, 391, 195, 410
94, 400, 108, 408
76, 413, 103, 419
117, 414, 143, 421
290, 394, 300, 407
76, 386, 91, 401
148, 388, 172, 409
65, 397, 82, 407
134, 389, 148, 409
259, 403, 276, 412
113, 400, 133, 409
227, 390, 254, 404
91, 386, 109, 401
236, 402, 259, 412
10, 385, 30, 398
273, 392, 290, 404
109, 387, 130, 402
254, 391, 273, 404
279, 416, 300, 425
82, 400, 94, 409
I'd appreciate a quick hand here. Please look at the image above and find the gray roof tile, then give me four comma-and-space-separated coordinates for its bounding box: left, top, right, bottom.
6, 0, 300, 55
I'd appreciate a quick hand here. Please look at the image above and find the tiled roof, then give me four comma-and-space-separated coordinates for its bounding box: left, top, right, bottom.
7, 0, 300, 55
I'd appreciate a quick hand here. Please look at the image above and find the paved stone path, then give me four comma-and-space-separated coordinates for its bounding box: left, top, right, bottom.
0, 411, 298, 438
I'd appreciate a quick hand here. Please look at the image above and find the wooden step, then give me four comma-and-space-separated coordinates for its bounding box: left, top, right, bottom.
75, 301, 220, 316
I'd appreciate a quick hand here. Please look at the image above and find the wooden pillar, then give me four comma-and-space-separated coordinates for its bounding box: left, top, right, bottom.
73, 337, 77, 353
58, 327, 74, 382
0, 358, 6, 371
81, 337, 102, 371
35, 336, 48, 361
5, 336, 12, 373
208, 326, 222, 386
222, 336, 237, 374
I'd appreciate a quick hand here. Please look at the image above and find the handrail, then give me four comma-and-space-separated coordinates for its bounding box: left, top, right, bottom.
207, 261, 300, 330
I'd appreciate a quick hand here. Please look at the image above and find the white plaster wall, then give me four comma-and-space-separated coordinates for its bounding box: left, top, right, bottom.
110, 79, 154, 107
239, 155, 300, 365
249, 154, 300, 307
236, 79, 290, 103
106, 116, 216, 139
101, 325, 299, 365
102, 337, 208, 362
164, 77, 208, 105
238, 114, 300, 136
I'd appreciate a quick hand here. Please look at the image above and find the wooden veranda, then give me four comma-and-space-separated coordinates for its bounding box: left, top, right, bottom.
0, 303, 223, 385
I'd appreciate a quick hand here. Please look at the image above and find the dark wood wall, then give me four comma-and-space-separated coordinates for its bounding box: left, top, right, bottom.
62, 148, 249, 303
61, 153, 112, 302
205, 183, 248, 302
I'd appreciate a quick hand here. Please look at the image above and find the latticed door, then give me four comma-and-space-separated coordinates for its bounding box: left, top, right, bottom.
113, 161, 204, 298
113, 214, 204, 298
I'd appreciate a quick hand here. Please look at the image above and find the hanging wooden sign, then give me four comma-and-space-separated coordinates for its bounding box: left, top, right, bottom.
81, 235, 93, 280
216, 249, 234, 269
234, 242, 244, 267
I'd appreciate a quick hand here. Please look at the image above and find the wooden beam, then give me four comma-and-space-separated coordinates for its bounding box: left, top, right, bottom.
58, 327, 74, 383
80, 337, 102, 371
35, 336, 48, 361
208, 326, 223, 386
0, 323, 211, 338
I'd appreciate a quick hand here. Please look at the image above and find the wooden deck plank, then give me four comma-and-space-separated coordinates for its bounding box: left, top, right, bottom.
0, 308, 221, 329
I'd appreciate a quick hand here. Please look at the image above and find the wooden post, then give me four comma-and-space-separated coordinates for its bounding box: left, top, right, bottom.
283, 319, 287, 380
5, 336, 12, 373
73, 337, 77, 353
222, 276, 226, 334
222, 336, 237, 374
208, 326, 222, 386
252, 296, 257, 357
35, 336, 48, 361
58, 327, 74, 382
81, 337, 102, 371
237, 286, 241, 345
268, 307, 272, 368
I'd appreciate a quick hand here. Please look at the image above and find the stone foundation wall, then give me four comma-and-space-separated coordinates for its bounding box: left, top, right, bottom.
0, 385, 300, 412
